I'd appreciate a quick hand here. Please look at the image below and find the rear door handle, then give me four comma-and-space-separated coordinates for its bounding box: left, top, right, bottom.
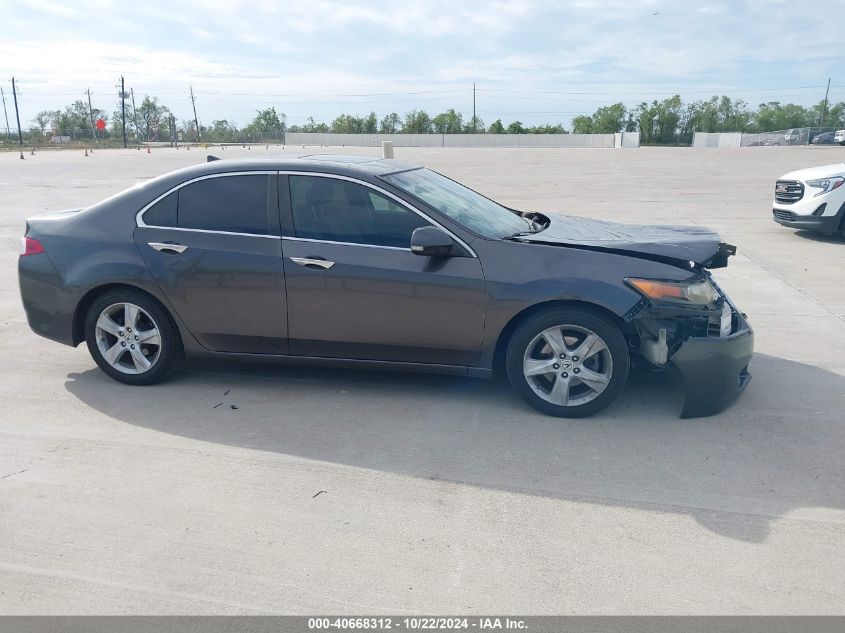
149, 242, 188, 254
289, 256, 334, 270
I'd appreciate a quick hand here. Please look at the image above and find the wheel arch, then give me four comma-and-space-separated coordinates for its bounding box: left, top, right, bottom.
491, 299, 632, 375
72, 283, 175, 346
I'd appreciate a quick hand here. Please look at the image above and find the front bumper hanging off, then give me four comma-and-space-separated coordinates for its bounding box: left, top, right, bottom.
671, 310, 753, 418
634, 278, 754, 418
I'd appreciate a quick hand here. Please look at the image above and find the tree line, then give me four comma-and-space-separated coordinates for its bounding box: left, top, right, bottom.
21, 93, 845, 146
571, 96, 845, 144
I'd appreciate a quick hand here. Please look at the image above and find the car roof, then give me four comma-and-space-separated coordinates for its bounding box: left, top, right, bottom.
199, 154, 421, 176
137, 154, 423, 200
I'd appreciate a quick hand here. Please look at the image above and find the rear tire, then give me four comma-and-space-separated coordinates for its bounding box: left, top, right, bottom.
505, 307, 630, 418
84, 289, 182, 385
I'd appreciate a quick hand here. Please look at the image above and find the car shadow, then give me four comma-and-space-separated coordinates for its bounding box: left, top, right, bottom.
793, 230, 845, 244
64, 353, 845, 544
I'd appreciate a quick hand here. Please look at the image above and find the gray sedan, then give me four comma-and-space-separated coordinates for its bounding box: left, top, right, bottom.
19, 155, 753, 418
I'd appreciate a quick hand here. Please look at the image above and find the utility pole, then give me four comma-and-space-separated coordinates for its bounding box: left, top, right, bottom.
120, 76, 127, 148
11, 76, 23, 147
190, 86, 200, 145
169, 114, 176, 148
819, 77, 831, 127
472, 82, 477, 133
130, 88, 140, 142
1, 85, 10, 140
86, 88, 97, 146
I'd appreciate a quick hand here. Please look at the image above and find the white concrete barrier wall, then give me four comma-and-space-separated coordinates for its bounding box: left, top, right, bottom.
692, 132, 746, 148
284, 132, 636, 148
621, 132, 641, 148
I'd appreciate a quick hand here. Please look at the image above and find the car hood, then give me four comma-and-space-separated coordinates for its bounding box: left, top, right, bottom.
779, 163, 845, 181
517, 214, 735, 268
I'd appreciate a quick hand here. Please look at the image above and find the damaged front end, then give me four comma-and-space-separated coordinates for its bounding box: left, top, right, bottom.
625, 273, 753, 418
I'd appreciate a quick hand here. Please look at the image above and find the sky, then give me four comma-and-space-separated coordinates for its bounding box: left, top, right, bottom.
0, 0, 843, 130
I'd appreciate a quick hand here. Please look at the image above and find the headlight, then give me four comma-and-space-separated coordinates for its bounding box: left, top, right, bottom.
806, 176, 845, 197
627, 278, 719, 305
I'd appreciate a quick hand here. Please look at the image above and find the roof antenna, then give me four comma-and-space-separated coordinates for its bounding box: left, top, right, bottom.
207, 154, 220, 162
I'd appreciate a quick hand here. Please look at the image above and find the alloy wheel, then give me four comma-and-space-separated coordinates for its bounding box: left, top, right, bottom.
94, 302, 162, 374
522, 324, 613, 407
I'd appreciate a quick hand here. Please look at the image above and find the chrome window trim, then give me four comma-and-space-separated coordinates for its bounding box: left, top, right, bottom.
138, 225, 282, 240
282, 236, 409, 252
135, 171, 279, 239
282, 171, 477, 257
135, 169, 477, 257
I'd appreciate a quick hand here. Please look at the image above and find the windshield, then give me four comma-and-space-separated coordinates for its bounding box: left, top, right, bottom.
382, 168, 531, 239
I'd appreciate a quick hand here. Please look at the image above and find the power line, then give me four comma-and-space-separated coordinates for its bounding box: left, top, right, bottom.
197, 88, 471, 97
477, 84, 833, 95
19, 84, 842, 99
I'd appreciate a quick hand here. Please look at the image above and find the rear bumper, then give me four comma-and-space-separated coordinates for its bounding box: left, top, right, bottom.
773, 201, 845, 233
19, 253, 76, 346
671, 311, 754, 419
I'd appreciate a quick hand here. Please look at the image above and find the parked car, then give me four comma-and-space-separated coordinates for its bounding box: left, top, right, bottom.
835, 130, 845, 145
773, 163, 845, 235
783, 128, 806, 145
812, 131, 836, 145
19, 155, 753, 418
783, 128, 801, 145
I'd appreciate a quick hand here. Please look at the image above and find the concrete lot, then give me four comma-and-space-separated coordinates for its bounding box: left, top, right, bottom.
1, 144, 844, 614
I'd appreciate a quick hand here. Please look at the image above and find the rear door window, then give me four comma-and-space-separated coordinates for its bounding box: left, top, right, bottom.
142, 192, 177, 227
176, 174, 270, 235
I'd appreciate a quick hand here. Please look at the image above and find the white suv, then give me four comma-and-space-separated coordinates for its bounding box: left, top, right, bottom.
772, 163, 845, 235
835, 130, 845, 145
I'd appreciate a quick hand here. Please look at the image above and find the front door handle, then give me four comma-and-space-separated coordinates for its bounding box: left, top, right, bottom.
289, 256, 335, 270
149, 242, 188, 254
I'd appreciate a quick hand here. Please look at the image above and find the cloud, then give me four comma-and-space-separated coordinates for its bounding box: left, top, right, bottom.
0, 0, 842, 127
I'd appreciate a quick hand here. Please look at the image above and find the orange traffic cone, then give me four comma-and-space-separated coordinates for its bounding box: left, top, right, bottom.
19, 152, 25, 160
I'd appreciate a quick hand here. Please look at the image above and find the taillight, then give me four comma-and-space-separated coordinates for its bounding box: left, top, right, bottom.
20, 237, 45, 257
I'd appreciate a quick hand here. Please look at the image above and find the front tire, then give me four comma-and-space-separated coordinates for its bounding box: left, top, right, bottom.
84, 289, 182, 385
505, 307, 630, 418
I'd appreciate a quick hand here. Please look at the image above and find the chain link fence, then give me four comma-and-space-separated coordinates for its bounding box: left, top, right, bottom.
0, 128, 290, 150
741, 126, 844, 146
694, 127, 845, 148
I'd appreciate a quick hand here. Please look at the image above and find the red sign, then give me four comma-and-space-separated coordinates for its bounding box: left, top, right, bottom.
96, 118, 106, 130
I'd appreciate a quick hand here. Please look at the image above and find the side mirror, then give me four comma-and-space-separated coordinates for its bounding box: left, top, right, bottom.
410, 226, 457, 257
